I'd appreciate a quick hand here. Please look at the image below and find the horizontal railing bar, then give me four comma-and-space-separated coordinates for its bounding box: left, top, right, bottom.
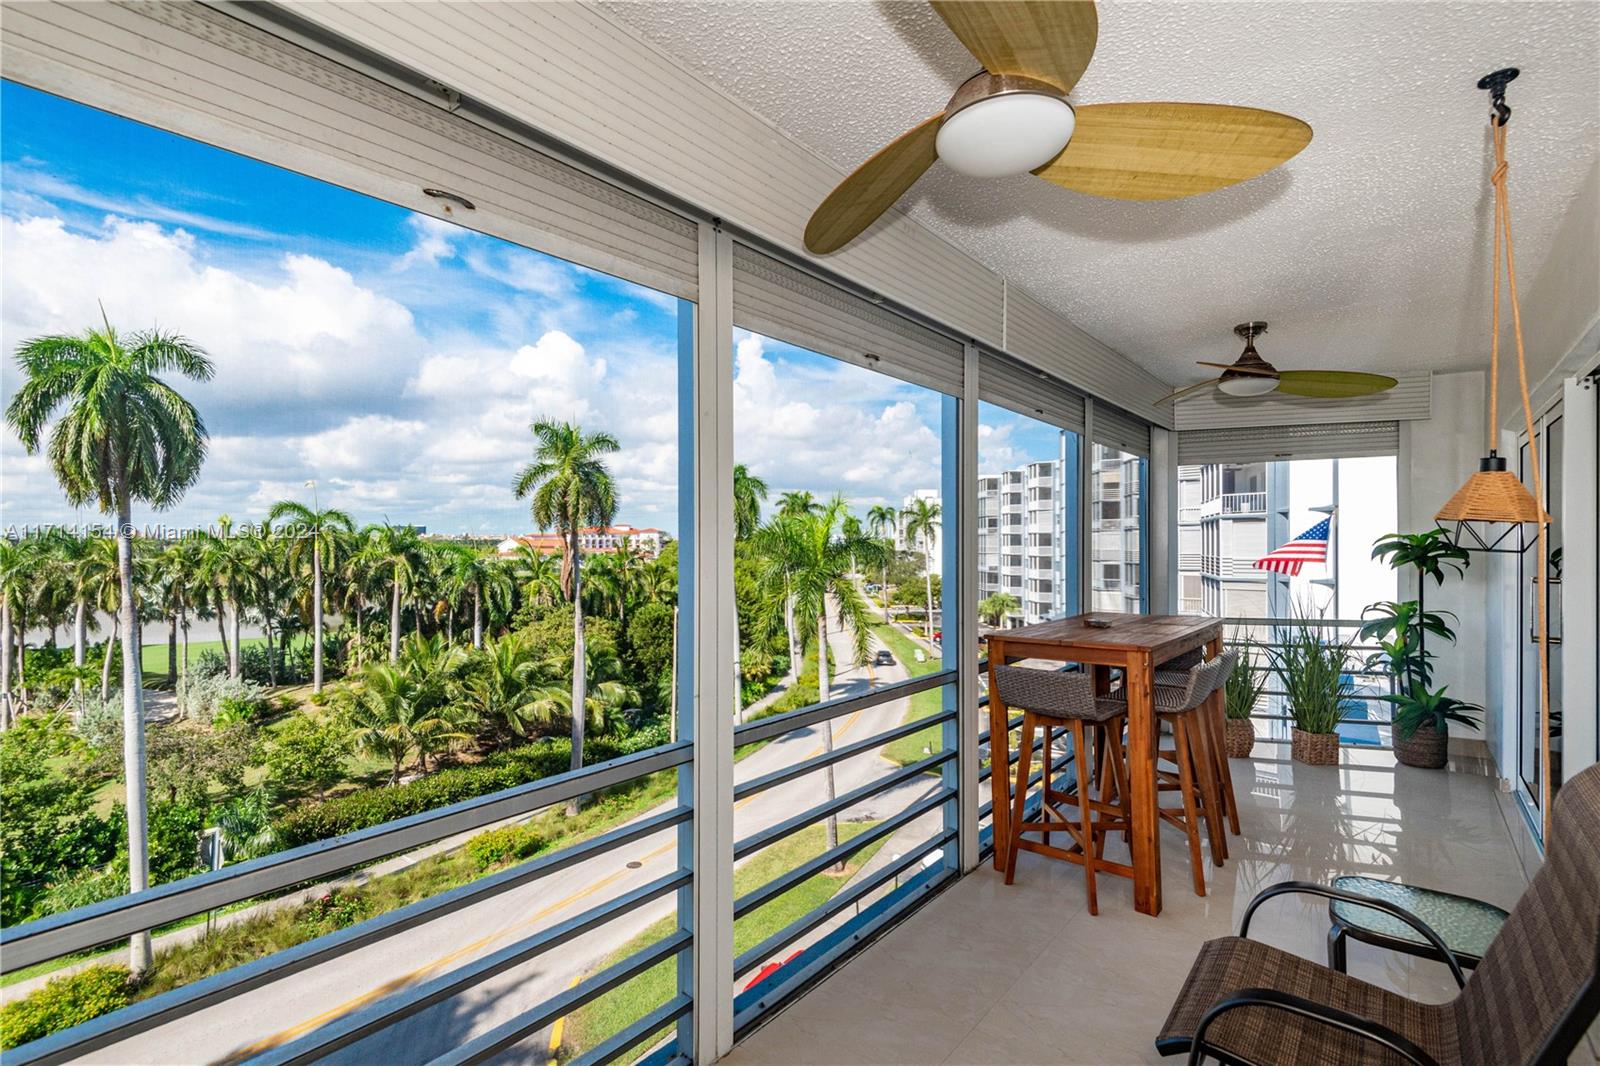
1249, 713, 1390, 724
1225, 617, 1371, 627
258, 870, 692, 1066
430, 927, 694, 1066
733, 788, 953, 920
734, 751, 952, 860
1251, 690, 1391, 701
733, 671, 954, 747
735, 710, 956, 801
569, 995, 691, 1066
4, 807, 691, 1065
978, 729, 1057, 784
732, 864, 955, 1037
976, 713, 1025, 747
734, 830, 953, 976
1, 740, 692, 974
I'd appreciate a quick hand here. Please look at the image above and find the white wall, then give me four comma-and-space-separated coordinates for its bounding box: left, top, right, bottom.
1399, 371, 1492, 744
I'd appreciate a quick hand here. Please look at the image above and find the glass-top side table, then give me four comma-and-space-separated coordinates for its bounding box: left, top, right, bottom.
1327, 874, 1510, 972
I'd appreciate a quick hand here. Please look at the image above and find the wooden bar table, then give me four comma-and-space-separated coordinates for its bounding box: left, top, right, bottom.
985, 612, 1223, 916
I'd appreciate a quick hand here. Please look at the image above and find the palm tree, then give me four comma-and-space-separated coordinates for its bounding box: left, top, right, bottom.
866, 504, 897, 621
979, 592, 1020, 628
462, 634, 566, 739
0, 538, 25, 729
776, 490, 820, 517
772, 491, 822, 679
732, 464, 769, 723
369, 523, 424, 663
6, 315, 212, 974
511, 543, 563, 612
268, 495, 354, 693
198, 519, 249, 679
513, 420, 618, 801
755, 496, 883, 851
901, 497, 941, 642
445, 547, 514, 650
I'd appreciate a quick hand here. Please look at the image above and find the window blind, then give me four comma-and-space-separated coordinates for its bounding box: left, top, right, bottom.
1090, 400, 1153, 458
976, 350, 1086, 434
0, 1, 700, 300
1176, 421, 1401, 464
730, 243, 965, 397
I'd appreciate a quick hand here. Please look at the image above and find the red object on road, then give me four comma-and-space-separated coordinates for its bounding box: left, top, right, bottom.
742, 950, 803, 992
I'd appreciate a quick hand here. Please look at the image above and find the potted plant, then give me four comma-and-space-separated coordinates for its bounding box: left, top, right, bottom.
1223, 639, 1266, 758
1271, 618, 1354, 765
1363, 529, 1480, 768
1385, 686, 1484, 769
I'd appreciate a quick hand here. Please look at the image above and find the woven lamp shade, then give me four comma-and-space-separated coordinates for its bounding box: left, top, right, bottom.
1435, 467, 1549, 525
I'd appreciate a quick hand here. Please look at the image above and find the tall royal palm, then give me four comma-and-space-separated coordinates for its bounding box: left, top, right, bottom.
901, 497, 941, 642
731, 464, 768, 722
6, 316, 212, 973
370, 523, 424, 663
513, 420, 619, 789
867, 504, 897, 621
0, 538, 26, 728
444, 546, 513, 650
773, 489, 820, 679
756, 496, 882, 851
268, 496, 354, 692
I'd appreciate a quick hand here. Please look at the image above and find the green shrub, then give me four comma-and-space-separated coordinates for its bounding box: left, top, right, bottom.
465, 822, 547, 871
0, 965, 133, 1050
147, 802, 206, 885
271, 732, 663, 848
265, 712, 349, 800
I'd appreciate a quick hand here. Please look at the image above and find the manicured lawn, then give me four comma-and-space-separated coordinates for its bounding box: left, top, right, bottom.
872, 624, 949, 766
137, 636, 280, 678
559, 820, 888, 1060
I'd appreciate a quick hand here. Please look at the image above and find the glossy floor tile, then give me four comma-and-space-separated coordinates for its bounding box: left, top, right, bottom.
725, 741, 1537, 1066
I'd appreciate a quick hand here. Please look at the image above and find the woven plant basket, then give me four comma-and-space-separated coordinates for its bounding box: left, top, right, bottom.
1224, 719, 1256, 759
1394, 721, 1449, 769
1291, 728, 1340, 766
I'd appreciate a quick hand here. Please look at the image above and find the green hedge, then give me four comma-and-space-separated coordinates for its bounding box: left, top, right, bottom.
272, 725, 670, 849
0, 966, 132, 1050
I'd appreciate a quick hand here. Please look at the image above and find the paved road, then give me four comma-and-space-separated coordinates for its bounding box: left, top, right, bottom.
89, 614, 947, 1064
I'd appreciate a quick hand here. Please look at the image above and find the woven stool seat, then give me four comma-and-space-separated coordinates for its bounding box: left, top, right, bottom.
993, 666, 1126, 723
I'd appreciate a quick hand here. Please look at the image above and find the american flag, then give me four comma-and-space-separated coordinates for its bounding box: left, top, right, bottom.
1255, 516, 1331, 576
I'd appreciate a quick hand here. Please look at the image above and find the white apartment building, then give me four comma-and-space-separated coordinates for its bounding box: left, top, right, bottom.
1090, 446, 1145, 614
894, 488, 943, 577
977, 460, 1066, 626
1177, 463, 1275, 618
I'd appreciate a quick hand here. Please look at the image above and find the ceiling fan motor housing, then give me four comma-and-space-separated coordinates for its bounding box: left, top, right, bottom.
936, 72, 1077, 178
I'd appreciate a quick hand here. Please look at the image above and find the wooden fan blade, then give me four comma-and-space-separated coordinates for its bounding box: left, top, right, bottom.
931, 1, 1098, 93
1034, 102, 1312, 200
805, 114, 942, 254
1197, 360, 1276, 376
1158, 378, 1221, 404
1273, 370, 1399, 399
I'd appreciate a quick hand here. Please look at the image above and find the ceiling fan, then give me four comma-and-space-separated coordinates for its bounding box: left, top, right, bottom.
1163, 323, 1399, 403
804, 1, 1313, 255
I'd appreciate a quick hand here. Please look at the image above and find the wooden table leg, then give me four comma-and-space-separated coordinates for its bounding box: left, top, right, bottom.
1126, 649, 1162, 916
987, 652, 1010, 871
1206, 634, 1242, 835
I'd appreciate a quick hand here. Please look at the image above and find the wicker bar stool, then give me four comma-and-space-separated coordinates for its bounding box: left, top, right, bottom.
1155, 650, 1243, 841
1107, 655, 1234, 897
993, 665, 1133, 915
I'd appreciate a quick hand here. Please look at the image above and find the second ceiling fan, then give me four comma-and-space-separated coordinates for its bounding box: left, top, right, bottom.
805, 0, 1313, 255
1163, 323, 1399, 404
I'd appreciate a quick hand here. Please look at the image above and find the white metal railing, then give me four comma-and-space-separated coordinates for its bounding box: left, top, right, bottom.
1223, 617, 1396, 748
1219, 492, 1267, 515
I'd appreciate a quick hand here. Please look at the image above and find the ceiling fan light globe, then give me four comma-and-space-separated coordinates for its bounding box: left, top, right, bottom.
936, 93, 1076, 178
1217, 375, 1279, 397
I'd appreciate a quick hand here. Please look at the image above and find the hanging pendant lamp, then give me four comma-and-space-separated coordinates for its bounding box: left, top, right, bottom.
1435, 68, 1551, 554
1436, 68, 1555, 836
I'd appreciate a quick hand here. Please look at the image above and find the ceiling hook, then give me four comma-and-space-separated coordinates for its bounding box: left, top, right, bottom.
1477, 67, 1519, 126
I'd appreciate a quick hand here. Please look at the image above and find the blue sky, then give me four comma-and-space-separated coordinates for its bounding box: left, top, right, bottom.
2, 80, 1059, 536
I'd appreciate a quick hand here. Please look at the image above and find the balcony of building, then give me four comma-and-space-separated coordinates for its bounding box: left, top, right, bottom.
2, 3, 1597, 1065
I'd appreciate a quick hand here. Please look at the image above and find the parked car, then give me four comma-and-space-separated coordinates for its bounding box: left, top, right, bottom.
874, 649, 895, 667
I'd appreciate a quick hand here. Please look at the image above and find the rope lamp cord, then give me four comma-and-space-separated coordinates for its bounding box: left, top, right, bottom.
1488, 113, 1554, 834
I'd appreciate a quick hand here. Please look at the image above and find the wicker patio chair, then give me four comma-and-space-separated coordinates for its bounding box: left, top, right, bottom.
1155, 761, 1600, 1065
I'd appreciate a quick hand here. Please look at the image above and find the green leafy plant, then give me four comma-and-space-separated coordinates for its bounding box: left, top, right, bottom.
1223, 641, 1267, 721
0, 965, 133, 1050
1269, 619, 1354, 735
1358, 600, 1457, 691
1385, 685, 1483, 741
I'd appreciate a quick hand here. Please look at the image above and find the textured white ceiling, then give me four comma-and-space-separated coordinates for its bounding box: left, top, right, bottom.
602, 1, 1600, 385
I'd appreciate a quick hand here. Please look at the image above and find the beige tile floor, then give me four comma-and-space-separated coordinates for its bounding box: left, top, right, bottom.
726, 742, 1536, 1066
